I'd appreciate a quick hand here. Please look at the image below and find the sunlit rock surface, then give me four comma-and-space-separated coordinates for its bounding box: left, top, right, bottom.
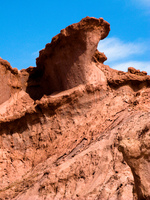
0, 17, 150, 200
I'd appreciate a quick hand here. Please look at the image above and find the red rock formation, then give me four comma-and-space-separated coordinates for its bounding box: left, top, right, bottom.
128, 67, 147, 76
0, 17, 150, 200
36, 17, 110, 95
0, 58, 21, 104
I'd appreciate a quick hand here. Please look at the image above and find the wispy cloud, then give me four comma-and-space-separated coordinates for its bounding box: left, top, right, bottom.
32, 50, 39, 57
98, 37, 150, 75
98, 37, 146, 62
112, 61, 150, 75
131, 0, 150, 14
133, 0, 150, 7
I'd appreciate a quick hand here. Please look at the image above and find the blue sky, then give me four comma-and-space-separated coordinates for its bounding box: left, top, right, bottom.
0, 0, 150, 74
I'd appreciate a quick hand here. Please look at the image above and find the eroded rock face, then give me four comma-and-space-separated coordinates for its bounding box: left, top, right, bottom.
0, 17, 150, 200
0, 58, 21, 104
35, 17, 110, 95
128, 67, 147, 76
119, 119, 150, 200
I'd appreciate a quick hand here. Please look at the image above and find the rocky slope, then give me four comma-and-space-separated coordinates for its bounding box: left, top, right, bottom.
0, 17, 150, 200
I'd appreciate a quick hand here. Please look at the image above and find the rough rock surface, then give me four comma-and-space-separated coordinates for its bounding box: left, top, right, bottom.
0, 59, 20, 105
0, 17, 150, 200
36, 17, 110, 95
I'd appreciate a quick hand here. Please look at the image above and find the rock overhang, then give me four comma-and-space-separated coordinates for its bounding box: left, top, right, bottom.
35, 17, 110, 94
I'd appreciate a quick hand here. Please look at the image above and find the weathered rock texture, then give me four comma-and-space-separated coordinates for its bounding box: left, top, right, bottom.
0, 17, 150, 200
36, 17, 110, 95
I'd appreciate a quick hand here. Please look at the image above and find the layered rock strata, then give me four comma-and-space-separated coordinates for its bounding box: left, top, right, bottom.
0, 17, 150, 200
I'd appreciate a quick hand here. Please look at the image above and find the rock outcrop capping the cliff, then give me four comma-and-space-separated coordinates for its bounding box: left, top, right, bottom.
36, 17, 110, 94
0, 17, 150, 200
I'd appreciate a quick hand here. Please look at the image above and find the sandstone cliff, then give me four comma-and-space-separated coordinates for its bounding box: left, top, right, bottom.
0, 17, 150, 200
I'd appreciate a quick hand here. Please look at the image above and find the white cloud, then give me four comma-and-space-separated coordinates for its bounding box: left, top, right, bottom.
32, 50, 39, 57
98, 37, 146, 62
112, 61, 150, 75
131, 0, 150, 14
142, 0, 150, 6
133, 0, 150, 7
98, 37, 150, 75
